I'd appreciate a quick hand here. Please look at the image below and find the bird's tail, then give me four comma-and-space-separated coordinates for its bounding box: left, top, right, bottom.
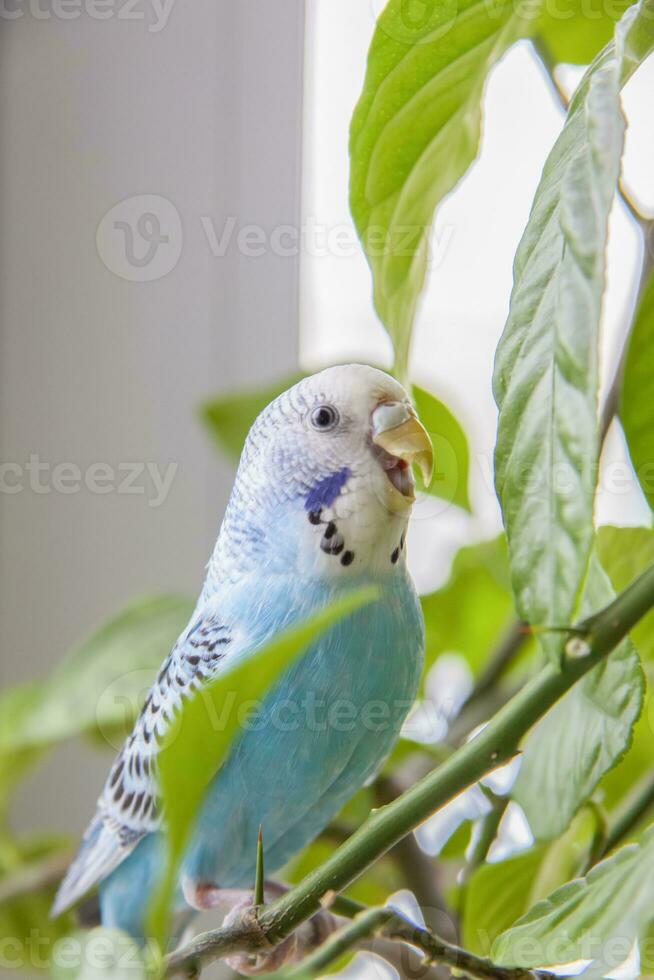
51, 816, 121, 919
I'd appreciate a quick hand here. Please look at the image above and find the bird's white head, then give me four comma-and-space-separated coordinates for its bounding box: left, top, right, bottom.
208, 364, 433, 584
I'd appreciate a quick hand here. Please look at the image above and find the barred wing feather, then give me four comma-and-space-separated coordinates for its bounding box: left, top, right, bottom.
51, 610, 236, 916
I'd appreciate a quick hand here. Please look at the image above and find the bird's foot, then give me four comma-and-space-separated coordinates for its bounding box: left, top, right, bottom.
182, 879, 337, 976
182, 879, 254, 911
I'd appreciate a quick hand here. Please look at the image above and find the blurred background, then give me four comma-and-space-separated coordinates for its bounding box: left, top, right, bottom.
0, 0, 652, 972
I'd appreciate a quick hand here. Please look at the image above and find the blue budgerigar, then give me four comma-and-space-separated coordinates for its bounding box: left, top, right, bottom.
52, 364, 432, 954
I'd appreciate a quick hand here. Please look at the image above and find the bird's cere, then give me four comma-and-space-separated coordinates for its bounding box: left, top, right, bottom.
371, 400, 434, 503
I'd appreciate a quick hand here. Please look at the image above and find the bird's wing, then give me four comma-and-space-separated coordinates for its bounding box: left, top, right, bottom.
51, 608, 238, 917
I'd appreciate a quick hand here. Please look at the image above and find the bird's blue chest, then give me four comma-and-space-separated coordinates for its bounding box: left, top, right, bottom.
100, 573, 424, 927
184, 573, 424, 886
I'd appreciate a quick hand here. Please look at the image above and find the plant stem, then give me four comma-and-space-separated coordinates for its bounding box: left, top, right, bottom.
385, 917, 553, 980
447, 682, 520, 749
329, 894, 364, 918
375, 775, 454, 939
259, 563, 654, 942
446, 622, 529, 752
457, 620, 528, 719
595, 770, 654, 862
165, 561, 654, 978
463, 794, 509, 885
279, 906, 392, 979
277, 907, 553, 980
358, 935, 448, 980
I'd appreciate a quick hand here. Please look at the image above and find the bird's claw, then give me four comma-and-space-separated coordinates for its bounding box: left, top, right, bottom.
223, 900, 337, 976
184, 879, 337, 976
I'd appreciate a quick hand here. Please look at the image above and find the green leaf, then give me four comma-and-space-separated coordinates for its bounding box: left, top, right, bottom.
493, 823, 654, 972
151, 587, 379, 946
621, 273, 654, 513
0, 684, 47, 813
0, 597, 192, 816
0, 833, 75, 972
439, 818, 472, 860
349, 0, 538, 379
594, 527, 654, 817
596, 525, 654, 660
537, 0, 637, 65
420, 537, 517, 677
49, 928, 147, 979
493, 3, 654, 664
463, 846, 549, 955
1, 596, 193, 754
462, 809, 597, 955
202, 373, 305, 460
512, 554, 644, 841
412, 385, 470, 512
599, 704, 654, 816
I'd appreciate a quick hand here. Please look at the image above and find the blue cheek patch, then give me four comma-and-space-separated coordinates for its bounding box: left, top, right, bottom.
305, 467, 351, 513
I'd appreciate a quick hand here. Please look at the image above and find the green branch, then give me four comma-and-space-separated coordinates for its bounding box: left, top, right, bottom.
278, 907, 392, 980
448, 621, 528, 746
164, 561, 654, 978
463, 792, 509, 886
594, 769, 654, 863
385, 916, 553, 980
460, 620, 528, 715
261, 563, 654, 946
374, 775, 453, 937
278, 907, 553, 980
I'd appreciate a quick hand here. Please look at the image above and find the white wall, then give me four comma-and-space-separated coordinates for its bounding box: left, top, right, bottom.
0, 0, 305, 840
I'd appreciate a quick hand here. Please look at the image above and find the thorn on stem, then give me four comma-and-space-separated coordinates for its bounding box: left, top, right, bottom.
254, 825, 265, 907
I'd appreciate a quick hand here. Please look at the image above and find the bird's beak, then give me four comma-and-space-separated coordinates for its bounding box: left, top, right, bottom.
371, 401, 434, 494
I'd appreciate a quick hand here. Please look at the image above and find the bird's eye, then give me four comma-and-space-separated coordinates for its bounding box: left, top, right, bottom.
311, 404, 339, 431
